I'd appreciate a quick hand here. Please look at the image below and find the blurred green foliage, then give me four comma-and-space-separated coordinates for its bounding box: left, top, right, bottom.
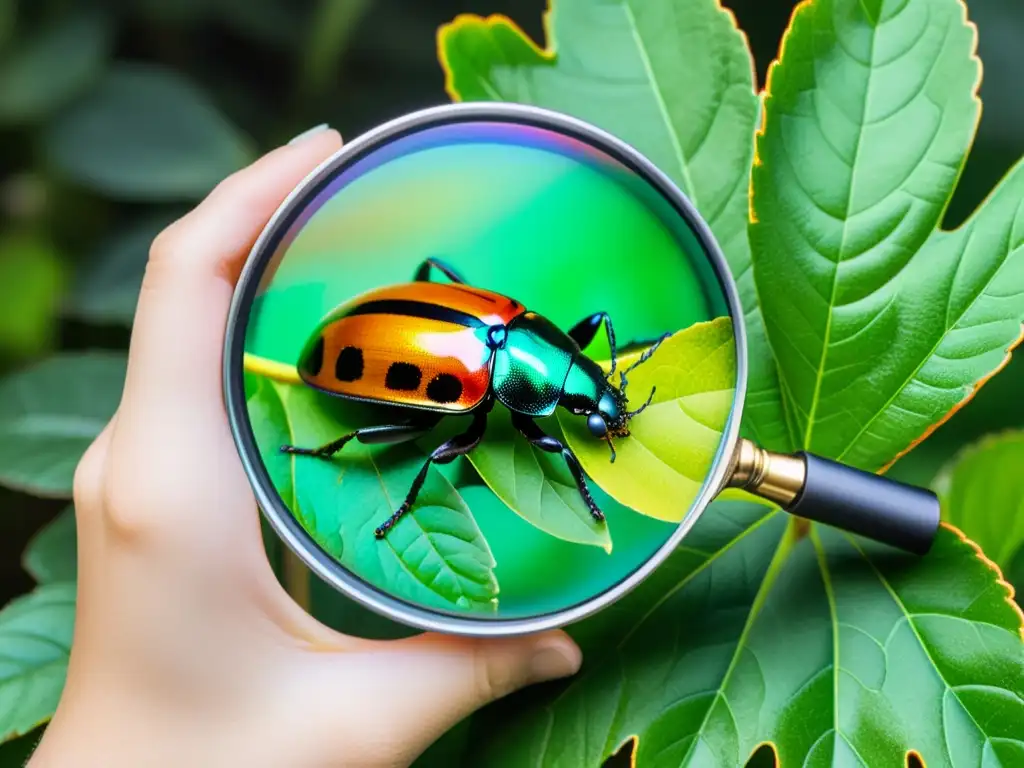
0, 0, 1020, 764
0, 0, 553, 608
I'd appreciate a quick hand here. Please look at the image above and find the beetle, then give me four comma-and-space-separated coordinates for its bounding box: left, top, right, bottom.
280, 258, 668, 539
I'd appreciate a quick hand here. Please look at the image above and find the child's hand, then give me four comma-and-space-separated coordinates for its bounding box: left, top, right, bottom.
27, 126, 582, 768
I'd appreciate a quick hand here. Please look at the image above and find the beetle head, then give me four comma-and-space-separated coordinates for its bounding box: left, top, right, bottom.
588, 333, 670, 461
586, 389, 629, 439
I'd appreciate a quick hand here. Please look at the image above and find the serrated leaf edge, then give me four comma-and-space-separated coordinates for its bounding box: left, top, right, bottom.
940, 521, 1024, 640
436, 5, 556, 106
435, 0, 759, 112
540, 516, 1021, 768
749, 0, 1014, 470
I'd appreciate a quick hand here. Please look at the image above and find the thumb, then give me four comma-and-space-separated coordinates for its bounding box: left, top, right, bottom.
310, 631, 582, 764
397, 630, 583, 708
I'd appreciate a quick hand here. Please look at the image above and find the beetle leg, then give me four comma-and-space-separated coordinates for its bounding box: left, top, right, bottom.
510, 413, 605, 523
413, 257, 466, 284
280, 416, 440, 459
374, 410, 488, 539
567, 312, 618, 376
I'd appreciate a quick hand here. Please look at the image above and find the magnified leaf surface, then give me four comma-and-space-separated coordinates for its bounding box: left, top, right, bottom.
245, 376, 498, 613
558, 317, 737, 524
467, 408, 613, 552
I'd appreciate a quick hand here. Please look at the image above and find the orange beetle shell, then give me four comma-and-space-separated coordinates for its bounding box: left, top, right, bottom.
297, 282, 526, 412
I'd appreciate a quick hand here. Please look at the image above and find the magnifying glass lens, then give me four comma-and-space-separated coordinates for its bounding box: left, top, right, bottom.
231, 108, 938, 632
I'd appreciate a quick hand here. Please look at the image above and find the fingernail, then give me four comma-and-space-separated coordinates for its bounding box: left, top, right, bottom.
287, 123, 330, 145
530, 636, 582, 681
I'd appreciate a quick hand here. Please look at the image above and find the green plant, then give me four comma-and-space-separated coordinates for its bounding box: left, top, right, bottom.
934, 429, 1024, 593
435, 0, 1024, 764
0, 0, 1022, 766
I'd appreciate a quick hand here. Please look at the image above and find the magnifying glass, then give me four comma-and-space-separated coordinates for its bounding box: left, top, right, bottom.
224, 103, 940, 637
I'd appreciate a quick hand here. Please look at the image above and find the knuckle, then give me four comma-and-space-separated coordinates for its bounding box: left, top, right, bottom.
100, 467, 171, 544
100, 481, 146, 542
72, 432, 108, 515
147, 217, 188, 265
139, 214, 214, 298
140, 221, 188, 295
96, 444, 179, 544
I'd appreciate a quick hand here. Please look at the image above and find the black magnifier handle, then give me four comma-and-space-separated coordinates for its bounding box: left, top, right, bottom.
725, 440, 940, 555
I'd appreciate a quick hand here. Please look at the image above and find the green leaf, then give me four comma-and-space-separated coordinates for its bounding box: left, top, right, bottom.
247, 376, 498, 613
0, 233, 65, 358
0, 0, 14, 55
934, 430, 1024, 572
0, 10, 113, 124
131, 0, 211, 25
437, 0, 789, 452
23, 507, 77, 585
750, 0, 1024, 472
217, 0, 307, 48
1008, 549, 1024, 604
0, 352, 125, 496
558, 317, 736, 523
297, 0, 372, 96
0, 727, 44, 767
468, 503, 1024, 766
466, 408, 612, 552
247, 375, 296, 509
66, 214, 181, 326
0, 583, 75, 743
43, 63, 256, 201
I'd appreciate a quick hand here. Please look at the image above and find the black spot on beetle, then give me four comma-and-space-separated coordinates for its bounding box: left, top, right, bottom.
385, 362, 422, 391
427, 373, 463, 403
335, 346, 363, 382
303, 336, 324, 376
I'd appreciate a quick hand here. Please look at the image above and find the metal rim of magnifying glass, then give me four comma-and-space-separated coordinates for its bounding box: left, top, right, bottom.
223, 101, 750, 637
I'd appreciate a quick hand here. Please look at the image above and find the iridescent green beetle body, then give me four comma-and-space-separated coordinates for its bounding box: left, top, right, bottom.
492, 312, 577, 416
282, 258, 666, 540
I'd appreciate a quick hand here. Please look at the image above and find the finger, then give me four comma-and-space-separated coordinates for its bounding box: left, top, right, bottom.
121, 127, 342, 424
100, 128, 340, 564
306, 630, 582, 763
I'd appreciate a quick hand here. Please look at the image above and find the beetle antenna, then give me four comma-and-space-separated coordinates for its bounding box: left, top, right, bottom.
627, 386, 656, 418
606, 435, 617, 463
621, 332, 671, 378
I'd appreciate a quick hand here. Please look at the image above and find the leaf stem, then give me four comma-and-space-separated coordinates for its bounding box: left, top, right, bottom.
244, 352, 301, 385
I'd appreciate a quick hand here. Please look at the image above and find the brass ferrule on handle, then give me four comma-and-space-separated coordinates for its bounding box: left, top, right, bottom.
722, 438, 940, 555
726, 439, 806, 505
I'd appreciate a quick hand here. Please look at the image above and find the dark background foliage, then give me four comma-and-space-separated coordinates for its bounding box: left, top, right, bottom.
0, 0, 1020, 763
